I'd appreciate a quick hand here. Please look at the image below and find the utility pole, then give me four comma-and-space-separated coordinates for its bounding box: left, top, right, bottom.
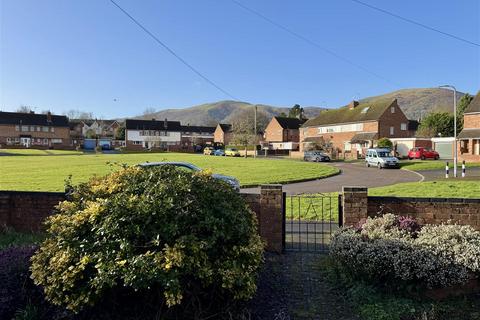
253, 105, 257, 158
439, 85, 457, 177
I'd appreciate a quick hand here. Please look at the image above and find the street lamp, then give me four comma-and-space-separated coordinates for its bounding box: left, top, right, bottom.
439, 85, 457, 177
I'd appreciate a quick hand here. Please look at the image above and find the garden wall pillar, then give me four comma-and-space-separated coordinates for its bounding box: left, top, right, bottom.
259, 185, 284, 253
342, 186, 368, 226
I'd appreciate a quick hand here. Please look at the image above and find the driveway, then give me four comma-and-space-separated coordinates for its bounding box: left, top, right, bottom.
241, 162, 422, 195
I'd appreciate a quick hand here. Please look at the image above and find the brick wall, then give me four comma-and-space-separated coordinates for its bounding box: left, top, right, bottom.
464, 113, 480, 129
0, 186, 285, 253
342, 186, 480, 230
377, 100, 412, 139
0, 191, 65, 232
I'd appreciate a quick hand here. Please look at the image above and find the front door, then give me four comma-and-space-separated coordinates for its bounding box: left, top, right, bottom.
20, 137, 31, 148
475, 140, 480, 155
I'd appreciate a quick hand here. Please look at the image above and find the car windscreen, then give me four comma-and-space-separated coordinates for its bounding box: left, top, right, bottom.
377, 152, 391, 157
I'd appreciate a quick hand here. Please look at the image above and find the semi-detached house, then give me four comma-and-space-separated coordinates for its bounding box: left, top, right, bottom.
458, 91, 480, 162
300, 99, 414, 159
263, 116, 305, 151
0, 111, 70, 149
125, 118, 182, 150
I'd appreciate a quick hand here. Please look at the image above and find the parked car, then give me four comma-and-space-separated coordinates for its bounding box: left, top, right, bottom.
225, 148, 240, 157
304, 151, 330, 162
213, 149, 225, 156
138, 162, 240, 191
408, 147, 439, 160
203, 147, 215, 155
365, 148, 400, 169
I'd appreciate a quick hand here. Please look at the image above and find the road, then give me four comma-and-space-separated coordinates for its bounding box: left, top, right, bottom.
241, 162, 422, 195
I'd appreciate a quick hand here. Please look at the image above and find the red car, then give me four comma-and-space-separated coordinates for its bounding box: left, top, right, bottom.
408, 147, 439, 160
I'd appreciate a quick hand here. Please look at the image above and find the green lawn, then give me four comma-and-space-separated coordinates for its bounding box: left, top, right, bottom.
0, 229, 44, 250
369, 180, 480, 198
0, 151, 339, 191
286, 193, 339, 221
400, 160, 480, 171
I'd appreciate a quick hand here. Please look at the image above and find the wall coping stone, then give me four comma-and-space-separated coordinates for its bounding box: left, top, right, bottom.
343, 186, 367, 192
368, 196, 480, 204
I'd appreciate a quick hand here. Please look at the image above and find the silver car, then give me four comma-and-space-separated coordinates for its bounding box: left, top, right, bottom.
365, 148, 400, 169
139, 161, 240, 191
304, 151, 331, 162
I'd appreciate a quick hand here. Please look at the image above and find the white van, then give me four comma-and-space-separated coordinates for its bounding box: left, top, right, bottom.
365, 148, 400, 169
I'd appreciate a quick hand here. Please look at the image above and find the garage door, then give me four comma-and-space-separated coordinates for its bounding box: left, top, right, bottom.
434, 142, 453, 159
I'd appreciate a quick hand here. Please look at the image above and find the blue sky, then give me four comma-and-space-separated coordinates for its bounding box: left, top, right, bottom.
1, 0, 479, 118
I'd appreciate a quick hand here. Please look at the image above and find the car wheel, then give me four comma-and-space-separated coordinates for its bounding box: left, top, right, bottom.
377, 162, 382, 169
434, 155, 439, 160
408, 157, 412, 160
315, 157, 320, 162
366, 162, 370, 167
421, 155, 426, 160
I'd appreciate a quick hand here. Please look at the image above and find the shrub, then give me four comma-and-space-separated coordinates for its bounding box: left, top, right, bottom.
376, 137, 393, 149
31, 165, 264, 315
330, 214, 480, 290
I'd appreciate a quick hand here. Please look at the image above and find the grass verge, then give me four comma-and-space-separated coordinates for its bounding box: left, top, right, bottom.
400, 160, 480, 171
369, 180, 480, 198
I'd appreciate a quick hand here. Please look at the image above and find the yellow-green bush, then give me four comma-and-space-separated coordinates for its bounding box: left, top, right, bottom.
31, 165, 263, 314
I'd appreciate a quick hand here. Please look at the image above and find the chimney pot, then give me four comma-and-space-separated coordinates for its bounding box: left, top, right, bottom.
47, 111, 52, 122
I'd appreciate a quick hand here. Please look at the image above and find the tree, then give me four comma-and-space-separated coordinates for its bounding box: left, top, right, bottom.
85, 129, 97, 139
230, 109, 268, 158
416, 112, 454, 137
278, 112, 287, 117
288, 104, 306, 120
65, 109, 94, 120
115, 126, 126, 140
16, 105, 33, 113
377, 138, 393, 149
457, 93, 474, 132
143, 107, 156, 116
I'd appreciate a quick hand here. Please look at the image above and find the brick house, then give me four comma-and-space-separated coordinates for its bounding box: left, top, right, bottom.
0, 111, 71, 149
300, 99, 413, 159
125, 118, 182, 150
180, 125, 216, 149
263, 116, 305, 150
458, 91, 480, 162
69, 119, 124, 149
213, 123, 232, 145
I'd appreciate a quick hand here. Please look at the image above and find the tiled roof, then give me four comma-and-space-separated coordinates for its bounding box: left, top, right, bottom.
464, 91, 480, 114
350, 132, 378, 143
458, 129, 480, 139
218, 123, 232, 132
274, 117, 305, 129
302, 99, 395, 127
180, 125, 216, 133
125, 119, 182, 131
0, 111, 69, 127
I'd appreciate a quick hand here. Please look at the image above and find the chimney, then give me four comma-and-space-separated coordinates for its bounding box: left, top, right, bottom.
29, 110, 35, 114
151, 118, 155, 121
348, 101, 359, 110
164, 118, 168, 130
47, 111, 52, 123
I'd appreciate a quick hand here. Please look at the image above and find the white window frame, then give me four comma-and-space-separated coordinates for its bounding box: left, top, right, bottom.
401, 123, 407, 131
390, 126, 395, 135
391, 106, 395, 113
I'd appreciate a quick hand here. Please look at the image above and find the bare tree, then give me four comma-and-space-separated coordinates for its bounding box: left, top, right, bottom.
230, 109, 268, 158
143, 107, 156, 116
64, 109, 94, 120
16, 105, 33, 113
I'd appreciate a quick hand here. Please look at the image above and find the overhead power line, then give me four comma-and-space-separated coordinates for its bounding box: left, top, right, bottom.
231, 0, 400, 87
350, 0, 480, 47
109, 0, 238, 100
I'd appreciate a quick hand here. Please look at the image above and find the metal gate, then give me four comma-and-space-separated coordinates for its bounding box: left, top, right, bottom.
283, 193, 343, 253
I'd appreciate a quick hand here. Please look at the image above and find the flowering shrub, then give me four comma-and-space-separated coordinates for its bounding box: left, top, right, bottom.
330, 214, 480, 290
31, 165, 264, 314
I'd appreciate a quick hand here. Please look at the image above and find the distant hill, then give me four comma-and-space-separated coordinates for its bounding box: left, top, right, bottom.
360, 88, 465, 120
133, 88, 468, 125
134, 101, 326, 126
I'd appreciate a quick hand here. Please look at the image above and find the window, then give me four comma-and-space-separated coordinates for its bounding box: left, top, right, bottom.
43, 139, 48, 145
132, 141, 142, 145
51, 139, 62, 144
390, 126, 394, 135
391, 106, 395, 113
401, 123, 407, 131
42, 126, 49, 132
344, 142, 352, 151
15, 125, 20, 131
21, 125, 29, 131
50, 127, 55, 133
36, 126, 41, 131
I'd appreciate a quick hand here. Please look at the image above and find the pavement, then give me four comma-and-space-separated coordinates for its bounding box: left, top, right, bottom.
419, 167, 480, 181
241, 162, 423, 195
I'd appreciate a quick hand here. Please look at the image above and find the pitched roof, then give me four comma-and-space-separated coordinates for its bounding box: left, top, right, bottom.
302, 99, 395, 127
180, 125, 216, 133
125, 119, 182, 131
274, 117, 305, 129
464, 91, 480, 114
218, 123, 232, 132
458, 129, 480, 139
0, 111, 69, 127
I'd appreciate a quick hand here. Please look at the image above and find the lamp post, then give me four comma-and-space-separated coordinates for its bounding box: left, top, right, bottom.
439, 85, 457, 177
253, 104, 257, 158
